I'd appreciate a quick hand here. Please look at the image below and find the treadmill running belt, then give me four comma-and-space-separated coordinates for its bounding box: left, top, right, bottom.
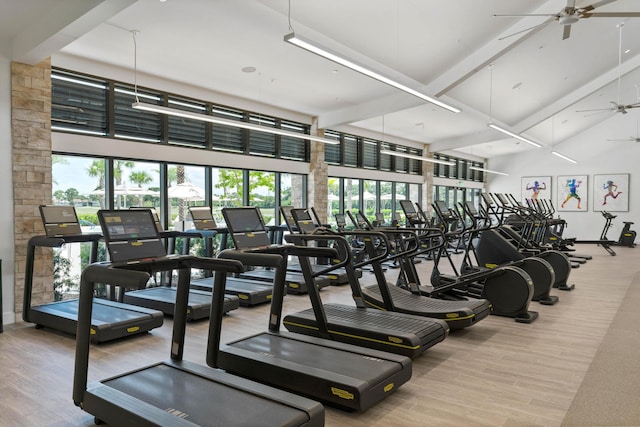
228, 333, 400, 385
283, 304, 447, 357
104, 363, 313, 426
364, 284, 491, 329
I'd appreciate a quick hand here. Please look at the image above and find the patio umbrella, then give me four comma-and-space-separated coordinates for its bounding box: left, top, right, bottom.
168, 182, 205, 201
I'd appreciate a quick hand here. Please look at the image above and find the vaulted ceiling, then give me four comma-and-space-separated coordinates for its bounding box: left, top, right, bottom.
3, 0, 640, 159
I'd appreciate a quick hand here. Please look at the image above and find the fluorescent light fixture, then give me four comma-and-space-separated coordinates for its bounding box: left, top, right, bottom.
469, 166, 509, 176
551, 151, 578, 164
131, 102, 339, 145
380, 149, 455, 166
487, 123, 542, 148
285, 32, 461, 114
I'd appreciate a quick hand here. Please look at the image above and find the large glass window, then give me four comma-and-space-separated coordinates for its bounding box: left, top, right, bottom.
51, 155, 104, 301
249, 171, 276, 224
343, 179, 360, 219
167, 164, 205, 228
362, 180, 377, 219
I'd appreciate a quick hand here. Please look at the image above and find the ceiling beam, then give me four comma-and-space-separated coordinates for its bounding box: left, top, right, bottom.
317, 0, 566, 129
11, 0, 136, 65
516, 51, 640, 133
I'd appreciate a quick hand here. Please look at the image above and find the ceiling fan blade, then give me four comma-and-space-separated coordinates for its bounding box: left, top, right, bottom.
493, 13, 558, 17
562, 25, 572, 40
581, 0, 618, 13
586, 12, 640, 17
576, 107, 613, 112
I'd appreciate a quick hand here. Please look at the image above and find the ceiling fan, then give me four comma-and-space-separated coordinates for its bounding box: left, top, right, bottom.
495, 0, 640, 41
576, 23, 640, 115
607, 86, 640, 141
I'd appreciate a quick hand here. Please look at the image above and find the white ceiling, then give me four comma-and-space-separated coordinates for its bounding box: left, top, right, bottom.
2, 0, 640, 159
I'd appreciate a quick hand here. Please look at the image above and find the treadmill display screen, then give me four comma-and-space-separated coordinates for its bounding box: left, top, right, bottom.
399, 200, 416, 214
40, 205, 79, 224
223, 208, 266, 233
190, 207, 214, 221
100, 210, 160, 241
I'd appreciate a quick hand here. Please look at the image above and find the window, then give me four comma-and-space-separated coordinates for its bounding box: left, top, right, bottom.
114, 84, 163, 142
363, 139, 378, 169
51, 70, 108, 136
343, 134, 358, 167
249, 115, 276, 157
167, 97, 208, 147
324, 130, 341, 165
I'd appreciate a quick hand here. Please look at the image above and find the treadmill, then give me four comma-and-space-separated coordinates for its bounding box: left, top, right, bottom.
360, 226, 493, 329
22, 206, 164, 343
281, 206, 357, 285
186, 207, 273, 306
73, 214, 324, 426
282, 210, 448, 358
216, 207, 412, 411
100, 209, 238, 320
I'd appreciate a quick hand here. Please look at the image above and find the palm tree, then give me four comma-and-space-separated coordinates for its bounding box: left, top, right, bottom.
129, 170, 153, 206
176, 165, 186, 221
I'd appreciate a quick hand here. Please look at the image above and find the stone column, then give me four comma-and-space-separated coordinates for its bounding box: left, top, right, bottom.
422, 152, 435, 218
12, 59, 52, 315
307, 120, 328, 223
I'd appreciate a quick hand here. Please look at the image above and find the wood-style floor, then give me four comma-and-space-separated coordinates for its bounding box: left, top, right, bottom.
0, 243, 636, 426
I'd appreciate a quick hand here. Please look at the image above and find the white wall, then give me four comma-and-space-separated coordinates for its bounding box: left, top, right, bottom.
0, 55, 15, 325
485, 113, 640, 241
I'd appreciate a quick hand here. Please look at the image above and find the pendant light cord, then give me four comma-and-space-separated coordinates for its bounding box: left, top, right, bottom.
488, 64, 494, 122
131, 30, 140, 102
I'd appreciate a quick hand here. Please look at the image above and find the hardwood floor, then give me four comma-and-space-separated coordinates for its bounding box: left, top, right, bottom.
0, 243, 635, 426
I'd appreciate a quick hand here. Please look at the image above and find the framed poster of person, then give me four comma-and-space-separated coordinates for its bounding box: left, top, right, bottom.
557, 175, 588, 212
593, 173, 629, 212
521, 176, 551, 205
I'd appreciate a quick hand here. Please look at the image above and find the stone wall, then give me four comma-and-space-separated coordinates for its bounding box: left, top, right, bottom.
12, 60, 52, 315
308, 140, 328, 223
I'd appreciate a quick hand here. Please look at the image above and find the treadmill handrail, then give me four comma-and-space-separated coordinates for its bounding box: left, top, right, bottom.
74, 256, 244, 407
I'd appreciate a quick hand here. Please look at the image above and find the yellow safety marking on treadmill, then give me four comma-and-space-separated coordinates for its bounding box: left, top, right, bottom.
384, 383, 394, 393
328, 275, 337, 280
90, 328, 96, 335
387, 336, 402, 344
127, 326, 140, 333
485, 263, 498, 269
60, 224, 68, 228
238, 294, 249, 300
364, 301, 388, 311
331, 387, 354, 400
131, 241, 142, 246
266, 294, 272, 299
282, 321, 420, 350
446, 313, 460, 318
289, 283, 299, 289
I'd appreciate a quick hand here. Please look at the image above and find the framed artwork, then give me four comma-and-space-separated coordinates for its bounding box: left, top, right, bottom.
557, 175, 588, 212
593, 173, 629, 212
521, 176, 551, 205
